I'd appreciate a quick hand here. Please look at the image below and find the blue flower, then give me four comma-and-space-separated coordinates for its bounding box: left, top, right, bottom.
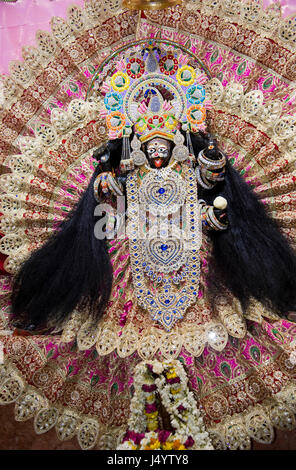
104, 92, 123, 111
186, 85, 205, 105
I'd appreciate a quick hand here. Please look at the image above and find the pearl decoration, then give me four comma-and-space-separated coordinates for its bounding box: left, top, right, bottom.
213, 196, 227, 210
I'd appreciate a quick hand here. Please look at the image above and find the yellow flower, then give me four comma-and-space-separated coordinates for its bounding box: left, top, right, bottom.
162, 442, 174, 450
148, 422, 158, 431
145, 411, 158, 419
173, 439, 182, 449
145, 438, 160, 450
111, 71, 130, 92
146, 394, 155, 402
135, 117, 147, 133
149, 439, 161, 450
128, 442, 138, 450
165, 115, 178, 131
166, 372, 177, 379
171, 387, 181, 395
176, 66, 196, 87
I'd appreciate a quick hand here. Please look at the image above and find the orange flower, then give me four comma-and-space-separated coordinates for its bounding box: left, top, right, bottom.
173, 439, 182, 449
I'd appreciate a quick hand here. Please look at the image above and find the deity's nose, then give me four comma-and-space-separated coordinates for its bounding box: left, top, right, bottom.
154, 152, 159, 157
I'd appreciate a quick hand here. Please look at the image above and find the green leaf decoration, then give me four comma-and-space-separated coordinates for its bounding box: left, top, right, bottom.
91, 375, 99, 386
111, 382, 118, 393
88, 65, 96, 74
216, 71, 223, 82
69, 81, 78, 92
263, 77, 273, 90
196, 376, 203, 391
91, 350, 98, 360
272, 328, 284, 343
211, 49, 219, 63
220, 362, 231, 379
237, 60, 247, 76
250, 345, 261, 363
70, 341, 77, 352
46, 349, 54, 359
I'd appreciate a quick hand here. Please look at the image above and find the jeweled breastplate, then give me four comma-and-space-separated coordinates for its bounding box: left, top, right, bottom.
127, 163, 202, 331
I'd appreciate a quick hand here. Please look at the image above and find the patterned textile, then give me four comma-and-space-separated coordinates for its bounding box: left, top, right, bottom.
0, 0, 296, 450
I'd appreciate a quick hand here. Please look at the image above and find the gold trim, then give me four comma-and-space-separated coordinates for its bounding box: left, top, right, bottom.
1, 357, 296, 450
139, 130, 175, 143
122, 0, 182, 10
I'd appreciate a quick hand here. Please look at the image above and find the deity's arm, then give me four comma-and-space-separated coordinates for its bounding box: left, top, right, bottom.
92, 143, 125, 198
195, 135, 226, 190
199, 199, 228, 231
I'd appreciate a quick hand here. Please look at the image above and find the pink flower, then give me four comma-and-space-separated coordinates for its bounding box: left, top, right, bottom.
178, 53, 189, 65
116, 59, 126, 71
119, 300, 133, 327
142, 384, 157, 392
123, 431, 145, 445
163, 100, 173, 111
166, 376, 181, 384
197, 73, 208, 85
145, 403, 157, 413
99, 109, 108, 118
100, 82, 110, 94
204, 99, 213, 109
109, 129, 121, 140
177, 405, 186, 412
184, 436, 195, 448
124, 300, 133, 313
138, 102, 148, 114
158, 430, 171, 443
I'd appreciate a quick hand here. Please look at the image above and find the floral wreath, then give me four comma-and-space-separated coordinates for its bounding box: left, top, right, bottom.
117, 359, 213, 450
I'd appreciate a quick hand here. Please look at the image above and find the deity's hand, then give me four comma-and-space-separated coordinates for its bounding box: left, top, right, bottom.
213, 196, 228, 226
203, 135, 223, 161
213, 208, 228, 224
200, 197, 228, 231
94, 172, 124, 198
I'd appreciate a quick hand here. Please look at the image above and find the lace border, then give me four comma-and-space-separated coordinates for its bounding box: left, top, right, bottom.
1, 359, 296, 450
0, 360, 126, 450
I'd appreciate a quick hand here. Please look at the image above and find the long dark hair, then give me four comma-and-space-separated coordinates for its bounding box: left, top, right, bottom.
10, 133, 296, 330
190, 132, 296, 315
11, 150, 117, 330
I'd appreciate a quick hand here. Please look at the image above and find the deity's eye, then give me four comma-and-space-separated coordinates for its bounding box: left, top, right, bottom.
147, 147, 155, 154
158, 147, 168, 154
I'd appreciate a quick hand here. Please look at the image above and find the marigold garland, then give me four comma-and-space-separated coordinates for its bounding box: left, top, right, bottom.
117, 359, 213, 450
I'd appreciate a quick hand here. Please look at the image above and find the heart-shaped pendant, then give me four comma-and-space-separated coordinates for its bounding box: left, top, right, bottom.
144, 238, 186, 273
139, 168, 186, 216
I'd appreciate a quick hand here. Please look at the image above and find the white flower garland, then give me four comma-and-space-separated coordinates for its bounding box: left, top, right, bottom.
117, 359, 213, 450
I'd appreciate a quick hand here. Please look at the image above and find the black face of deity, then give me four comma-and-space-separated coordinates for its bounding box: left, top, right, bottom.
145, 138, 171, 169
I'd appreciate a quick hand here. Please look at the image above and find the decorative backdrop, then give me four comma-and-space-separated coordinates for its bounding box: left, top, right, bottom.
0, 0, 295, 74
0, 0, 296, 451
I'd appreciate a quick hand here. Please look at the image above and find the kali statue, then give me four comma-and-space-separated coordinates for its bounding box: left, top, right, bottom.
3, 41, 296, 450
